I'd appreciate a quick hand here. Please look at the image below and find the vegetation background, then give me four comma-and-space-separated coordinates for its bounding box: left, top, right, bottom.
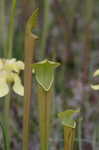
0, 0, 99, 150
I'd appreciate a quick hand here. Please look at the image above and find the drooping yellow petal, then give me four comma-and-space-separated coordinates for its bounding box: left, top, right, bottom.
91, 84, 99, 90
93, 69, 99, 77
0, 59, 3, 70
13, 74, 24, 96
91, 69, 99, 90
16, 61, 24, 71
0, 79, 9, 97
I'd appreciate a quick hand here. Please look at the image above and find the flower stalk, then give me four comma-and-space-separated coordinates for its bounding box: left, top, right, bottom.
3, 0, 17, 149
0, 58, 24, 150
4, 87, 11, 150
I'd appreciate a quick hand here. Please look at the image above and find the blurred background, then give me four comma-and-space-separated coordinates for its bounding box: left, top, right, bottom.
0, 0, 99, 150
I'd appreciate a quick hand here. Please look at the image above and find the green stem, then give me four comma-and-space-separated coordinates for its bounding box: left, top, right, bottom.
0, 121, 8, 150
0, 0, 6, 57
78, 119, 82, 150
40, 0, 50, 58
6, 0, 17, 58
3, 1, 17, 149
4, 91, 11, 150
38, 86, 52, 150
64, 126, 75, 150
92, 128, 96, 150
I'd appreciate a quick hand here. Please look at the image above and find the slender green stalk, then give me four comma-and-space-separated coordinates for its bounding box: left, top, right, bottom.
0, 121, 8, 150
40, 0, 50, 58
22, 9, 38, 150
0, 0, 6, 56
82, 0, 94, 83
3, 1, 17, 149
84, 0, 94, 24
4, 88, 11, 150
6, 0, 17, 58
92, 128, 96, 150
38, 86, 52, 150
78, 119, 82, 150
64, 126, 75, 150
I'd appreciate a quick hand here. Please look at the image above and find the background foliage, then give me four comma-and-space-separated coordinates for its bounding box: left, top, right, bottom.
0, 0, 99, 150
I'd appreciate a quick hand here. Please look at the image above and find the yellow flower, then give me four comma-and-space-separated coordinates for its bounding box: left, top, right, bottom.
0, 58, 24, 97
91, 69, 99, 90
3, 58, 24, 73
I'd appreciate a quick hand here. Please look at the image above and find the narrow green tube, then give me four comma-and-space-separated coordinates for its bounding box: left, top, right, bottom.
38, 86, 52, 150
64, 126, 75, 150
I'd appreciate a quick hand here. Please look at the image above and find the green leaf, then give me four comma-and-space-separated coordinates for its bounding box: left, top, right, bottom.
26, 8, 39, 33
32, 59, 60, 91
58, 109, 80, 128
